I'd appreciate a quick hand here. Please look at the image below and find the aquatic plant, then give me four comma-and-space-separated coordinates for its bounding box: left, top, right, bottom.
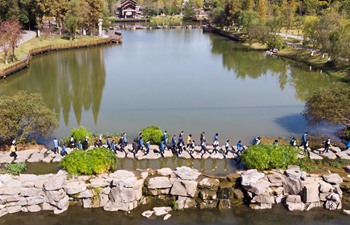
140, 126, 163, 145
4, 163, 26, 175
70, 126, 92, 142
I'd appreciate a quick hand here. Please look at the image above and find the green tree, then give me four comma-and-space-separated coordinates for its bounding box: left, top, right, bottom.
0, 91, 58, 143
237, 10, 259, 32
0, 0, 19, 22
65, 0, 81, 40
303, 86, 350, 128
256, 0, 267, 18
282, 0, 297, 32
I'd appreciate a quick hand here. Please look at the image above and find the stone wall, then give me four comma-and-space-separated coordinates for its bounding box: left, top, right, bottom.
0, 166, 344, 218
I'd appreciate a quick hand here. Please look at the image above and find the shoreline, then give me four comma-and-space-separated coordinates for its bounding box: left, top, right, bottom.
0, 166, 348, 218
0, 36, 122, 79
204, 27, 350, 82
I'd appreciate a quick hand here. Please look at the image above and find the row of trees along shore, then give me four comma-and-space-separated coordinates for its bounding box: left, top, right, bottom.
208, 0, 350, 65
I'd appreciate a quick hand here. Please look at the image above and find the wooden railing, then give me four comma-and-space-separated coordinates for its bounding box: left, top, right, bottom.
0, 36, 122, 78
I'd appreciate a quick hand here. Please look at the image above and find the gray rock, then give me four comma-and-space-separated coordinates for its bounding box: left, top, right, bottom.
148, 188, 170, 196
64, 181, 87, 195
27, 205, 41, 212
176, 196, 196, 209
0, 208, 8, 218
286, 195, 302, 203
325, 193, 342, 210
309, 152, 323, 160
78, 190, 93, 198
267, 173, 284, 186
103, 201, 137, 212
318, 181, 334, 193
0, 187, 21, 195
170, 180, 198, 197
43, 171, 67, 191
142, 210, 154, 218
285, 166, 302, 179
250, 203, 273, 210
343, 209, 350, 215
248, 179, 270, 195
330, 146, 342, 153
241, 169, 265, 186
320, 151, 337, 160
251, 194, 274, 204
27, 196, 45, 205
57, 195, 69, 211
109, 170, 135, 179
99, 194, 109, 207
52, 155, 62, 163
302, 181, 320, 203
7, 179, 22, 188
46, 189, 66, 204
7, 205, 21, 214
153, 207, 172, 216
109, 186, 136, 203
27, 152, 44, 163
82, 198, 93, 208
163, 214, 171, 220
88, 178, 110, 188
147, 177, 172, 189
198, 200, 218, 209
271, 187, 285, 196
42, 156, 52, 163
306, 201, 322, 211
0, 155, 14, 164
157, 168, 173, 176
198, 178, 220, 190
322, 173, 343, 185
283, 177, 303, 195
42, 202, 55, 211
285, 201, 305, 211
173, 167, 200, 181
20, 188, 44, 197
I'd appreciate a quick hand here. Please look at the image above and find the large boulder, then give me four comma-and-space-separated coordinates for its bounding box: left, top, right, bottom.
325, 193, 342, 210
147, 177, 172, 189
267, 173, 284, 187
157, 168, 173, 176
64, 181, 87, 195
43, 171, 67, 191
170, 180, 198, 197
176, 196, 196, 209
173, 167, 200, 181
285, 195, 305, 211
241, 169, 265, 186
322, 174, 343, 185
109, 186, 136, 203
248, 179, 270, 195
302, 181, 320, 203
283, 177, 303, 195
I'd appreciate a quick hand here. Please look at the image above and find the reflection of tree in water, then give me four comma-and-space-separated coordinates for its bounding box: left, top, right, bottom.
209, 35, 336, 101
0, 47, 106, 126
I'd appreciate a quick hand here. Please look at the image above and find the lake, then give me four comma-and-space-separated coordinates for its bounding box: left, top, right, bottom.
0, 29, 336, 145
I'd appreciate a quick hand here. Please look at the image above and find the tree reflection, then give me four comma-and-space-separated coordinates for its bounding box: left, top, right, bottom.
0, 47, 106, 126
209, 34, 336, 101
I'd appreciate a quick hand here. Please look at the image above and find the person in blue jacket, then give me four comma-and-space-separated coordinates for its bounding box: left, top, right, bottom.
300, 132, 308, 147
138, 137, 144, 152
237, 140, 244, 153
159, 141, 165, 158
61, 144, 67, 156
145, 141, 150, 155
171, 135, 177, 150
346, 140, 350, 150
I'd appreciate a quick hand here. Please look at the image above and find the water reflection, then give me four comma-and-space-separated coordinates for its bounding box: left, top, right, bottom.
0, 47, 106, 126
209, 35, 335, 101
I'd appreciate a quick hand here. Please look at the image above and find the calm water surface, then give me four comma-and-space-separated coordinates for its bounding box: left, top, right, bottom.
0, 205, 348, 225
0, 29, 335, 144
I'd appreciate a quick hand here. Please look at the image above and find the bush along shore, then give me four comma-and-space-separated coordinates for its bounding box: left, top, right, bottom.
0, 166, 349, 219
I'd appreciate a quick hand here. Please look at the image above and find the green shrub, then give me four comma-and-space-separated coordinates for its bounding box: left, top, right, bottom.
140, 126, 163, 145
70, 126, 92, 142
242, 144, 298, 170
60, 148, 117, 175
5, 163, 26, 175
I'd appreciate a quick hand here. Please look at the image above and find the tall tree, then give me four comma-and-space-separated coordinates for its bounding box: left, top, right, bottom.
0, 20, 22, 64
256, 0, 267, 18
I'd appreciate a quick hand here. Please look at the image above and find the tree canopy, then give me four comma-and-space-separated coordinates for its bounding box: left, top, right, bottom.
303, 86, 350, 128
0, 91, 59, 143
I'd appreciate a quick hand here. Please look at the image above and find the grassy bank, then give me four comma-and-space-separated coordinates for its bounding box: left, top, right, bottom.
277, 47, 350, 83
0, 35, 103, 70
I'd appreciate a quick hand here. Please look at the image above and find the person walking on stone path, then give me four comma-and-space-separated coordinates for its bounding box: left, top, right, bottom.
77, 140, 82, 150
212, 133, 219, 154
122, 132, 128, 147
9, 142, 17, 160
178, 131, 184, 144
111, 140, 117, 153
200, 139, 207, 155
304, 139, 310, 158
69, 135, 75, 148
138, 136, 144, 152
237, 140, 244, 154
186, 134, 192, 149
300, 132, 308, 147
53, 138, 59, 154
159, 140, 165, 158
132, 140, 138, 156
163, 131, 168, 150
188, 140, 195, 154
273, 140, 279, 146
225, 140, 230, 155
61, 144, 67, 156
106, 137, 111, 149
322, 138, 331, 153
200, 132, 206, 145
171, 135, 177, 151
145, 140, 150, 155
